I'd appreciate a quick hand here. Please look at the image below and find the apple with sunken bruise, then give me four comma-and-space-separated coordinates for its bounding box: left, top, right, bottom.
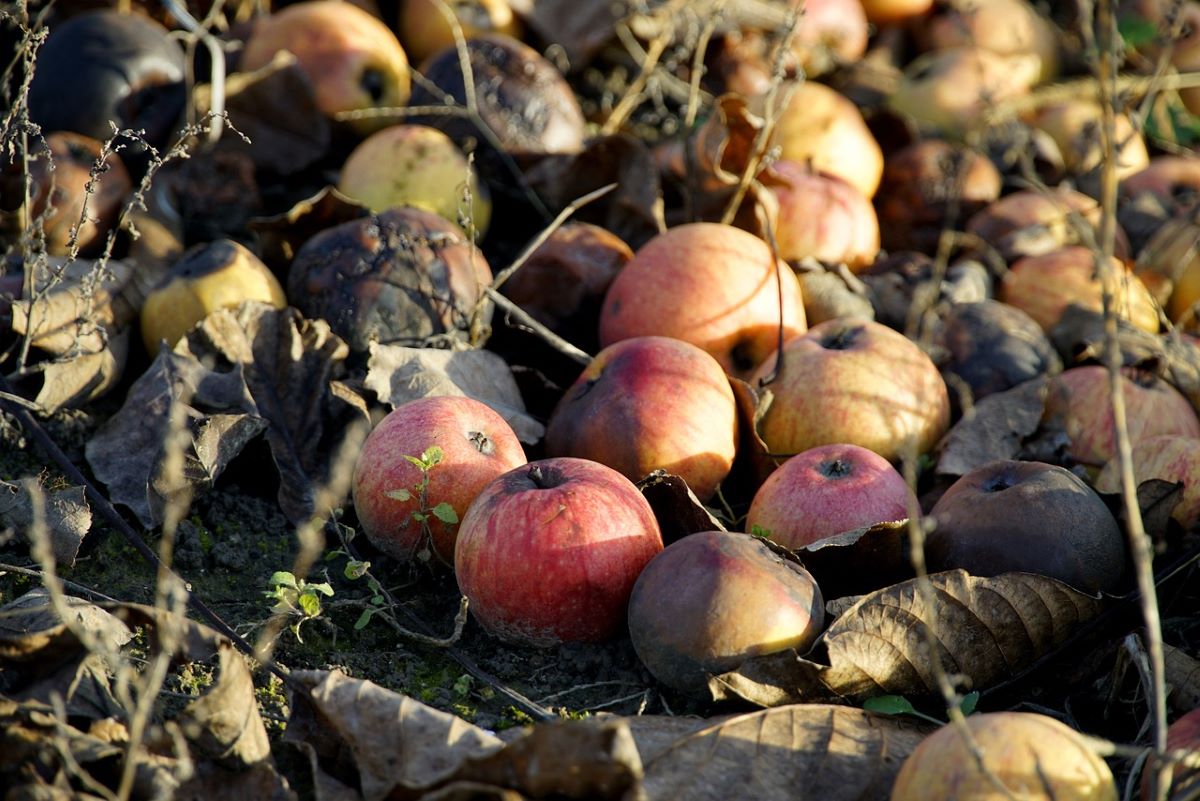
545, 336, 738, 500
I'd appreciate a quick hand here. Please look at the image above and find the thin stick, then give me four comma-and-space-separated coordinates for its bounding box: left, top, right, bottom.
601, 0, 689, 136
485, 287, 592, 366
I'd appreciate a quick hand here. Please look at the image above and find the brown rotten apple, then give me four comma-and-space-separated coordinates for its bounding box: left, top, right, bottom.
750, 318, 950, 462
1045, 365, 1200, 468
1095, 434, 1200, 530
745, 443, 914, 549
891, 712, 1118, 801
545, 336, 738, 500
599, 222, 806, 379
240, 0, 411, 135
927, 459, 1125, 593
352, 396, 526, 564
627, 530, 824, 692
455, 458, 663, 646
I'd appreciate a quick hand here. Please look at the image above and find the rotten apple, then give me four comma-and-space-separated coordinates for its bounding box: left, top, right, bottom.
455, 458, 663, 646
1095, 434, 1200, 530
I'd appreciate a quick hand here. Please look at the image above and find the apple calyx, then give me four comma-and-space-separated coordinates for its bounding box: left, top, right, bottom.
819, 324, 863, 351
360, 68, 387, 102
981, 474, 1012, 493
818, 458, 854, 479
467, 430, 495, 456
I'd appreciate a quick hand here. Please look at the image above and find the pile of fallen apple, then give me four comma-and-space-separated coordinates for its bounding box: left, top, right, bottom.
5, 0, 1200, 797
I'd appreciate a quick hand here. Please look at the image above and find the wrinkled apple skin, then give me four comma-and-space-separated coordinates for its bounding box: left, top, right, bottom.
1095, 434, 1200, 530
1045, 366, 1200, 467
241, 0, 411, 134
140, 239, 287, 356
746, 443, 914, 549
767, 162, 880, 271
455, 458, 663, 646
599, 222, 807, 380
891, 712, 1118, 801
923, 0, 1061, 82
627, 530, 824, 693
751, 318, 950, 462
787, 0, 869, 74
352, 396, 526, 564
999, 246, 1159, 334
545, 336, 738, 500
927, 459, 1125, 593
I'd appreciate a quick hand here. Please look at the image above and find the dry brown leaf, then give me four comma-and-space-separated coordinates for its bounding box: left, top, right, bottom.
1049, 305, 1167, 370
177, 642, 272, 769
636, 470, 726, 547
363, 343, 544, 444
1165, 644, 1200, 714
632, 705, 928, 801
710, 570, 1104, 706
0, 476, 92, 568
936, 377, 1050, 478
797, 520, 913, 600
248, 186, 371, 274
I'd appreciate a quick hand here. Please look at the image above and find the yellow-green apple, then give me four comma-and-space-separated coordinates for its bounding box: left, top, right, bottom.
1136, 216, 1200, 325
773, 80, 884, 199
140, 239, 287, 356
750, 317, 950, 462
352, 395, 526, 565
545, 336, 737, 500
598, 222, 807, 380
337, 123, 491, 235
923, 0, 1061, 82
397, 0, 520, 65
25, 132, 131, 257
875, 139, 1002, 254
891, 712, 1118, 801
889, 46, 1040, 139
240, 0, 411, 134
745, 443, 914, 549
454, 457, 664, 646
967, 186, 1129, 264
626, 530, 824, 692
1044, 365, 1200, 468
765, 161, 880, 271
859, 0, 933, 24
1095, 434, 1200, 530
927, 459, 1125, 592
999, 246, 1159, 334
1026, 100, 1149, 182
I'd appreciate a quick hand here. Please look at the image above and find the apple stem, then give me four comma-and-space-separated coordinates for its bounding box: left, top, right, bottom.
823, 459, 852, 478
528, 464, 549, 489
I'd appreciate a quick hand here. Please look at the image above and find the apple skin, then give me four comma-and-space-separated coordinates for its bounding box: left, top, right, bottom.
999, 246, 1159, 335
352, 396, 526, 565
967, 187, 1129, 264
240, 0, 411, 135
598, 222, 807, 380
891, 712, 1118, 801
454, 457, 664, 646
773, 80, 884, 199
545, 336, 738, 501
140, 239, 287, 356
787, 0, 869, 75
1095, 434, 1200, 530
923, 0, 1061, 82
927, 459, 1125, 593
745, 443, 914, 550
337, 123, 491, 235
766, 161, 880, 271
626, 530, 824, 693
26, 132, 131, 257
397, 0, 520, 66
1141, 707, 1200, 799
750, 318, 950, 463
859, 0, 933, 24
1027, 100, 1149, 182
1045, 366, 1200, 468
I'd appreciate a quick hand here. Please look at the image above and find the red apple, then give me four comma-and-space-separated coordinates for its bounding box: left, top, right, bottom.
25, 132, 131, 257
750, 318, 950, 462
598, 222, 807, 380
1045, 365, 1200, 468
1141, 707, 1200, 800
766, 161, 880, 271
999, 246, 1159, 334
745, 443, 914, 549
927, 459, 1125, 593
1121, 155, 1200, 213
1094, 434, 1200, 530
787, 0, 869, 75
240, 0, 411, 134
454, 458, 664, 646
545, 336, 738, 500
352, 396, 526, 564
626, 530, 824, 692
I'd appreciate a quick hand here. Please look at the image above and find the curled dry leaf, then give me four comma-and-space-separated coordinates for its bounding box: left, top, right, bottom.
1049, 305, 1166, 370
248, 185, 371, 274
936, 376, 1049, 478
0, 476, 91, 567
364, 342, 544, 444
797, 520, 913, 600
631, 704, 929, 801
709, 570, 1104, 707
636, 470, 727, 546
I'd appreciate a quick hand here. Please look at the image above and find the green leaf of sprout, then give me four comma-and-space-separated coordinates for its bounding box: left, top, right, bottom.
344, 560, 369, 580
354, 609, 374, 630
421, 446, 444, 467
431, 502, 459, 524
268, 571, 298, 589
863, 695, 917, 716
386, 488, 412, 501
1118, 15, 1158, 48
309, 582, 335, 597
298, 592, 322, 618
959, 691, 980, 716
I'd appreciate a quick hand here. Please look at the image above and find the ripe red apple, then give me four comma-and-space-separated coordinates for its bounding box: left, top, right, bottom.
626, 530, 824, 692
927, 459, 1125, 593
766, 161, 880, 271
352, 396, 526, 564
892, 712, 1118, 801
999, 246, 1159, 335
1045, 366, 1200, 468
599, 222, 807, 380
750, 318, 950, 462
745, 443, 914, 549
545, 336, 738, 500
773, 80, 884, 199
1094, 434, 1200, 530
240, 1, 411, 134
454, 458, 664, 646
